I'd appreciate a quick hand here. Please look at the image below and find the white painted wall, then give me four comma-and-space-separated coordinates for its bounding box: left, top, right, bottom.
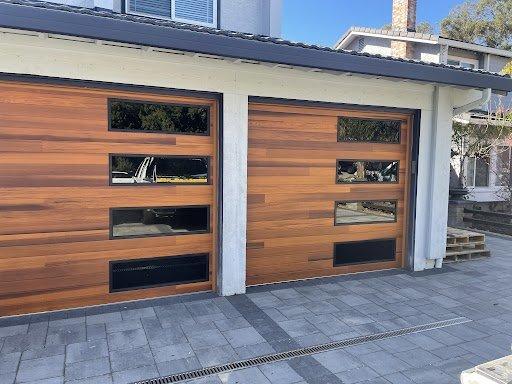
357, 37, 392, 56
220, 0, 282, 36
0, 30, 473, 280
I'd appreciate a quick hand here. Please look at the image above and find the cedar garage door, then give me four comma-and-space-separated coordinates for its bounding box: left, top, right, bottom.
0, 81, 218, 316
247, 102, 413, 285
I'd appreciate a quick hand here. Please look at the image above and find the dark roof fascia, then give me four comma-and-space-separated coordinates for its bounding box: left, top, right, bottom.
1, 1, 512, 93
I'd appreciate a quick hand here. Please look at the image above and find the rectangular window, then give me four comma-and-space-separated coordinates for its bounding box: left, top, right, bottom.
111, 206, 209, 238
110, 254, 209, 292
335, 201, 397, 225
337, 117, 401, 143
337, 160, 399, 183
109, 99, 209, 135
334, 238, 396, 266
126, 0, 217, 27
447, 57, 479, 69
128, 0, 171, 18
173, 0, 215, 25
466, 156, 489, 187
110, 155, 209, 185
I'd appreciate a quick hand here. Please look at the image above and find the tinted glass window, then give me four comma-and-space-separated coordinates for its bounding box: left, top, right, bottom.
111, 206, 209, 238
109, 99, 209, 135
338, 117, 401, 143
475, 157, 489, 187
334, 239, 396, 266
337, 160, 398, 183
335, 201, 397, 225
111, 254, 209, 292
111, 155, 209, 185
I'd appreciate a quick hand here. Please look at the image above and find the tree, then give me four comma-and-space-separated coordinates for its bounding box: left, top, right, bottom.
381, 21, 435, 34
416, 21, 435, 34
451, 110, 512, 192
441, 0, 512, 50
503, 61, 512, 75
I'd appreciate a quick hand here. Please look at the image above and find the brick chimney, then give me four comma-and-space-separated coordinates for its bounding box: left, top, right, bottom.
391, 0, 417, 59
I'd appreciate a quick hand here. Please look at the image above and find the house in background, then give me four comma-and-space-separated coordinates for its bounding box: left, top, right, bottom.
44, 0, 283, 36
335, 0, 512, 203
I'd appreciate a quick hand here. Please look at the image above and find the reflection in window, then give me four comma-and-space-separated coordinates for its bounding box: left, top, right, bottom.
111, 155, 209, 185
335, 201, 397, 225
337, 160, 398, 183
109, 99, 209, 135
338, 117, 401, 143
496, 146, 511, 187
466, 156, 489, 187
111, 206, 209, 238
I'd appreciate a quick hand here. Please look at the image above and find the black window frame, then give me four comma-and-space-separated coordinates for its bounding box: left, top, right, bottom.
335, 159, 400, 184
333, 238, 397, 267
109, 205, 211, 240
109, 253, 210, 293
107, 98, 211, 136
337, 116, 403, 144
334, 200, 398, 226
109, 154, 211, 186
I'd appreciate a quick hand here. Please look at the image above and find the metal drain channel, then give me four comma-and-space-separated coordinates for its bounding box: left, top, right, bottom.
133, 317, 471, 384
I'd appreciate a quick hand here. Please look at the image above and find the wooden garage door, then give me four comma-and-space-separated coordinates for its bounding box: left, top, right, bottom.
247, 102, 412, 285
0, 81, 218, 316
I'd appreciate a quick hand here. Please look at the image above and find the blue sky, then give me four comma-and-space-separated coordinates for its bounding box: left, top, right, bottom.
282, 0, 465, 47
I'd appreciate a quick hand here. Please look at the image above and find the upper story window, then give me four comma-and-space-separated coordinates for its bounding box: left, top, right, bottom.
126, 0, 217, 27
447, 57, 480, 70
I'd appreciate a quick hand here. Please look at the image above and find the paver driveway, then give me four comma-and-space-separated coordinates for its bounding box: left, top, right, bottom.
1, 235, 511, 384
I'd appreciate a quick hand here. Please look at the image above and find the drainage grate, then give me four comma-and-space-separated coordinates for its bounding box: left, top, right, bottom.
133, 317, 471, 384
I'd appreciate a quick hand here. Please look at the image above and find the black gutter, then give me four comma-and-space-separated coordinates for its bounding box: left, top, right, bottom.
1, 1, 512, 93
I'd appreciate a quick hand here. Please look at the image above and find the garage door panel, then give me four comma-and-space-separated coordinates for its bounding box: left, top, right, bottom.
0, 81, 218, 316
0, 233, 213, 259
247, 102, 411, 285
0, 280, 213, 315
0, 186, 214, 203
248, 261, 400, 285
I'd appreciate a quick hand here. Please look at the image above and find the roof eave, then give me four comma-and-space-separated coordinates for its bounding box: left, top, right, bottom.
440, 37, 512, 59
1, 2, 511, 93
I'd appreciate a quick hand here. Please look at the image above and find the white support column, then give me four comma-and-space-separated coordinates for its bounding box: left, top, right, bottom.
413, 86, 454, 270
218, 93, 248, 296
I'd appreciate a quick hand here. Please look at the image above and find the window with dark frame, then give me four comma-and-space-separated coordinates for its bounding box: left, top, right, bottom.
109, 99, 209, 135
333, 239, 396, 266
111, 206, 209, 238
337, 116, 401, 143
337, 160, 399, 183
110, 155, 209, 185
110, 253, 209, 292
335, 201, 397, 225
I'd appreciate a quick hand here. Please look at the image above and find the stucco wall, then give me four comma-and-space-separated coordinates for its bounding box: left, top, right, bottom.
220, 0, 282, 36
0, 30, 469, 285
416, 43, 440, 64
359, 37, 392, 56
